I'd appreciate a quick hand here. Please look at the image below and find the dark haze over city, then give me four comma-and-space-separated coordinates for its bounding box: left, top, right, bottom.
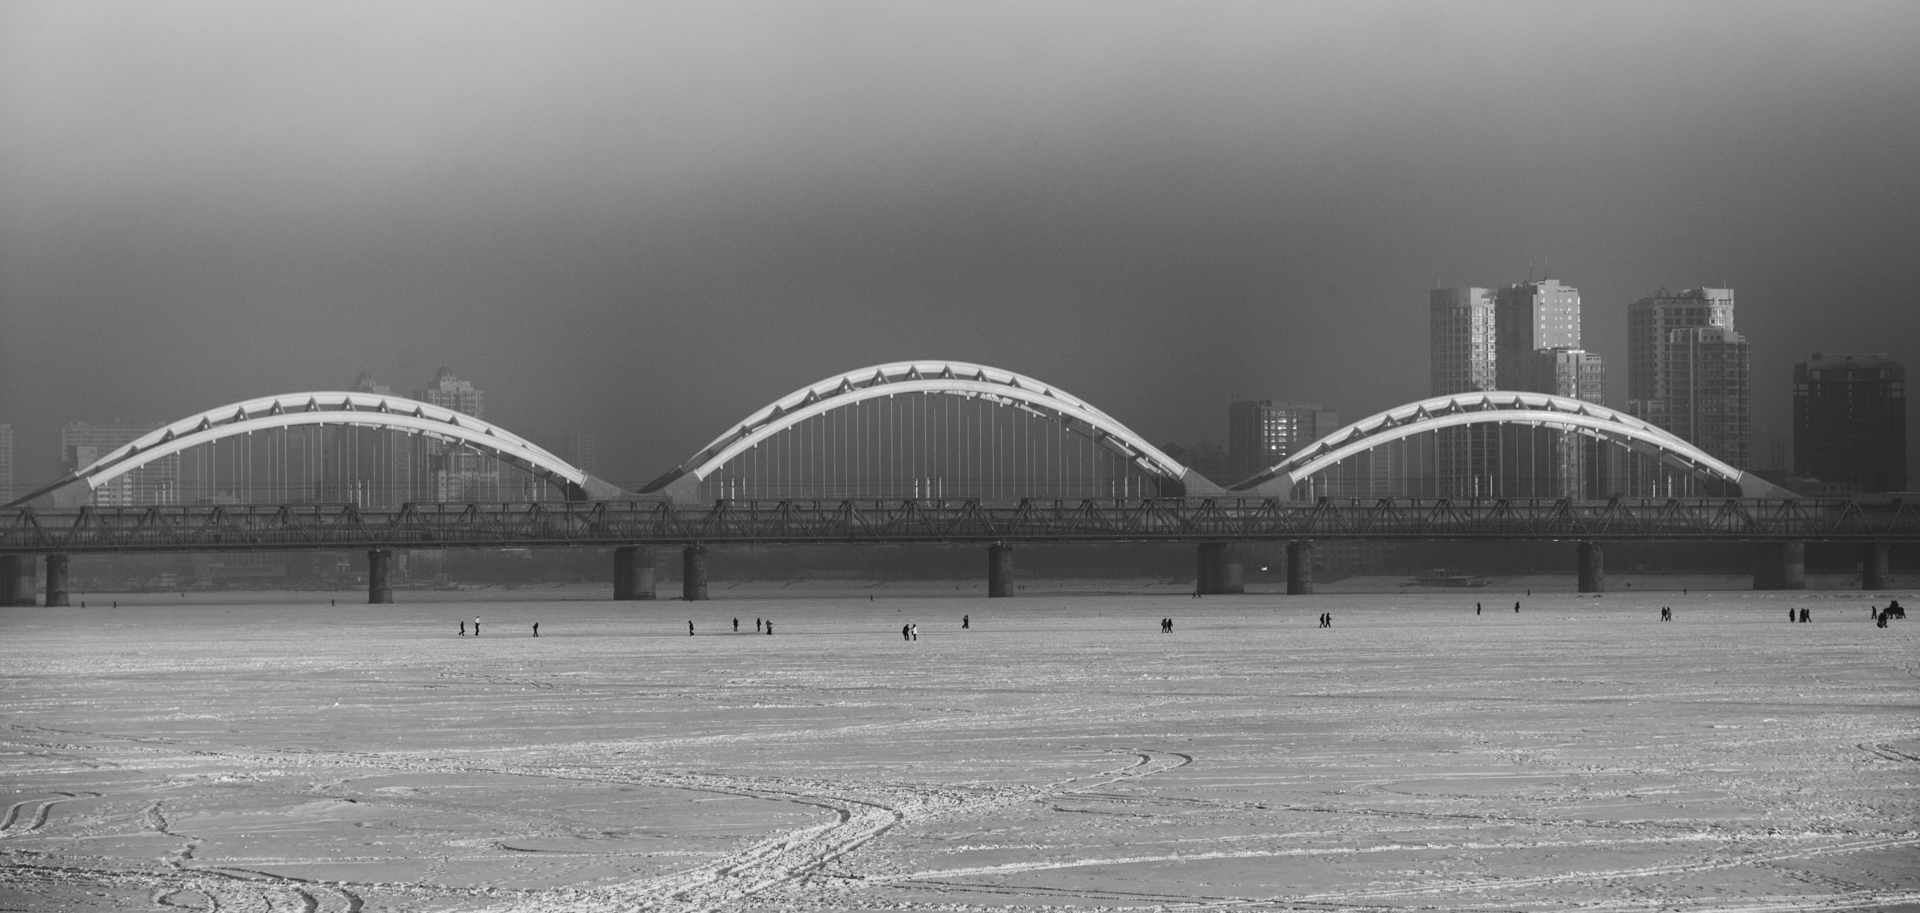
2, 1, 1916, 487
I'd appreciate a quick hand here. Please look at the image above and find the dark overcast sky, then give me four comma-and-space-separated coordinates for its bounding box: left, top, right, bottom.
3, 1, 1917, 486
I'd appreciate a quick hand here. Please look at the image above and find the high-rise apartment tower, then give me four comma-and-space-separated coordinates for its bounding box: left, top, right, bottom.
1227, 400, 1340, 482
61, 422, 176, 506
414, 368, 495, 502
1494, 279, 1582, 390
1793, 353, 1906, 492
418, 366, 483, 418
1627, 288, 1750, 468
1430, 287, 1497, 396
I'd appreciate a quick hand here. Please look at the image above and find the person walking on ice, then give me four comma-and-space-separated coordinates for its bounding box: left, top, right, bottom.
460, 621, 466, 636
474, 617, 481, 636
532, 622, 539, 637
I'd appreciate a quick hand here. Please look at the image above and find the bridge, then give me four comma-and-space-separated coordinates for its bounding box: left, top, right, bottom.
4, 361, 1912, 605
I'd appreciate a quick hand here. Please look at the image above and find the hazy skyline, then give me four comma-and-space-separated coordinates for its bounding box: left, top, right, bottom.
3, 2, 1916, 486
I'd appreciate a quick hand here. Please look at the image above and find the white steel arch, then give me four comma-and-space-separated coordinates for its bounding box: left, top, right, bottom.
642, 361, 1218, 500
1230, 391, 1793, 498
8, 392, 626, 508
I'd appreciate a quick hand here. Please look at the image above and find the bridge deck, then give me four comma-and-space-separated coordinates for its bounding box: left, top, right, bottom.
4, 497, 1918, 553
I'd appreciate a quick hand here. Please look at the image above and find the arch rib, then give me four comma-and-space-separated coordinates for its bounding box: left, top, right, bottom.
1231, 391, 1791, 499
642, 361, 1216, 500
7, 392, 628, 508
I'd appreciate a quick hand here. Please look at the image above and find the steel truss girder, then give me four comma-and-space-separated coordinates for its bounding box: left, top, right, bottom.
3, 497, 1916, 554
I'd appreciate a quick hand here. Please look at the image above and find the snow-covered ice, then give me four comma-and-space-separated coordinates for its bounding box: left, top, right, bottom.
3, 585, 1916, 911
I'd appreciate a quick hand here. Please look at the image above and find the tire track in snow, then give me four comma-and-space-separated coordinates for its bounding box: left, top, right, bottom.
467, 748, 1192, 913
0, 791, 97, 836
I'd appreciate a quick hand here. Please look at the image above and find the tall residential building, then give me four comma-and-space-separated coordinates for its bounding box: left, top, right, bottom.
414, 367, 496, 502
1227, 400, 1340, 482
351, 371, 393, 396
1494, 278, 1582, 391
0, 424, 13, 505
1794, 353, 1906, 492
418, 366, 483, 418
1430, 287, 1497, 396
1524, 347, 1607, 404
1627, 288, 1750, 467
61, 421, 176, 506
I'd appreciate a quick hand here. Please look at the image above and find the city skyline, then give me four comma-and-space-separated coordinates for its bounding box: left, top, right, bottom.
2, 3, 1916, 488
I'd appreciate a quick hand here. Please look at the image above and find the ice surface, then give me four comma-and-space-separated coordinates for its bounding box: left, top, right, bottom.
2, 585, 1916, 911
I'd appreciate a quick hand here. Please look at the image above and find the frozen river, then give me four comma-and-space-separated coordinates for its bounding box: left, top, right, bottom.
3, 586, 1916, 912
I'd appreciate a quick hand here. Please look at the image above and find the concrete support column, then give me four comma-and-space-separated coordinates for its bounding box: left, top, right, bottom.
1862, 542, 1891, 591
1, 555, 36, 606
367, 549, 393, 604
987, 543, 1015, 598
45, 554, 70, 607
1286, 541, 1314, 595
1577, 541, 1605, 593
683, 545, 709, 602
613, 546, 656, 600
1752, 541, 1807, 590
1195, 542, 1244, 595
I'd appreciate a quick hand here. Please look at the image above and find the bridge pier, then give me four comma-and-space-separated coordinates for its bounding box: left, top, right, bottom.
45, 554, 70, 607
683, 546, 709, 601
1577, 542, 1605, 593
1195, 543, 1244, 594
987, 543, 1015, 597
1752, 541, 1807, 590
1862, 543, 1891, 590
1286, 541, 1314, 595
1, 555, 35, 606
614, 546, 656, 600
367, 549, 394, 603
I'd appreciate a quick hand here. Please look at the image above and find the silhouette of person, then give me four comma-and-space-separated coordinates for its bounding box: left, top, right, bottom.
962, 614, 969, 629
1476, 602, 1482, 615
1514, 602, 1520, 613
910, 623, 918, 641
734, 617, 739, 632
688, 620, 695, 636
1789, 607, 1796, 623
533, 623, 539, 637
903, 623, 911, 641
460, 621, 466, 636
756, 617, 762, 632
474, 617, 481, 636
765, 620, 773, 634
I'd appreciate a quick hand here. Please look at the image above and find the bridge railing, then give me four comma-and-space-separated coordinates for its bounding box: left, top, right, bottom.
3, 497, 1918, 553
